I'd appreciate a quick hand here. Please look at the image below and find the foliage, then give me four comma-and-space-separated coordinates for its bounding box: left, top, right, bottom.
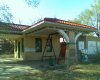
0, 5, 13, 23
72, 0, 100, 37
0, 0, 40, 23
25, 0, 40, 7
0, 39, 14, 54
73, 0, 100, 28
0, 0, 40, 54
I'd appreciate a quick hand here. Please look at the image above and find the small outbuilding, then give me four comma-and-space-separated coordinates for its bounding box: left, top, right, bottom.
0, 18, 98, 64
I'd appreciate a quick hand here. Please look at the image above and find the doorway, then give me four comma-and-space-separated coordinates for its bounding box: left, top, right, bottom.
57, 38, 67, 64
59, 42, 66, 58
18, 42, 20, 58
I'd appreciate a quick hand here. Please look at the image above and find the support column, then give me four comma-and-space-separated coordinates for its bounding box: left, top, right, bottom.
65, 31, 77, 67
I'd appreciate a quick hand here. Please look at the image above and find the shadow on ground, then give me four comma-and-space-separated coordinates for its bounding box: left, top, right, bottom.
0, 57, 67, 80
0, 55, 100, 80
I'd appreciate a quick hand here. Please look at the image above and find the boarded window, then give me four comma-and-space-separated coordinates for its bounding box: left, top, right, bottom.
35, 38, 42, 52
46, 39, 52, 52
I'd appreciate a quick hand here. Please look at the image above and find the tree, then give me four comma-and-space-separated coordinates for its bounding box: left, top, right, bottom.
73, 0, 100, 37
92, 0, 100, 32
0, 39, 14, 54
73, 0, 100, 27
73, 9, 94, 26
0, 5, 13, 23
25, 0, 40, 7
0, 0, 40, 23
0, 0, 40, 54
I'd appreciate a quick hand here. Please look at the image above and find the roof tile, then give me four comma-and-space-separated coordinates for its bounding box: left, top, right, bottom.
0, 18, 96, 34
44, 18, 96, 30
0, 22, 30, 32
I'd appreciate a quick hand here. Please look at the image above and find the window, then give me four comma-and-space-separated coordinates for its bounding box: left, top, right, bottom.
46, 39, 52, 52
35, 38, 42, 52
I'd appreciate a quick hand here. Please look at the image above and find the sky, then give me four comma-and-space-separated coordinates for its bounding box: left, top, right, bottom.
0, 0, 94, 25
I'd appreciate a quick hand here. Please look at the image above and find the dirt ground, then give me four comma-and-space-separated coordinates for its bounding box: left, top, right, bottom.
0, 54, 100, 80
0, 54, 66, 80
0, 55, 44, 80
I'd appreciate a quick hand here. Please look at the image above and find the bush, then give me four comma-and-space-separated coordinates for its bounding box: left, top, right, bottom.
0, 39, 14, 54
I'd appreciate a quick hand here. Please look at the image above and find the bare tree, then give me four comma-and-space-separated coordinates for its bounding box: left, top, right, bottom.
0, 5, 13, 23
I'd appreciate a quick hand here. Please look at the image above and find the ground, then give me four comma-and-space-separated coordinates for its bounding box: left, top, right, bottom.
0, 54, 100, 80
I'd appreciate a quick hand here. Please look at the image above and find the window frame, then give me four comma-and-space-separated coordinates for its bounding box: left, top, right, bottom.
46, 39, 52, 52
35, 38, 42, 52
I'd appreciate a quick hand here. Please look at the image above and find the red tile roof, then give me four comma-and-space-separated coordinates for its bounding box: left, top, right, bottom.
9, 24, 30, 31
0, 22, 30, 32
44, 18, 96, 30
0, 18, 96, 34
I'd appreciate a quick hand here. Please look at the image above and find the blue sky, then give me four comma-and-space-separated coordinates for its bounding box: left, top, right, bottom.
0, 0, 93, 25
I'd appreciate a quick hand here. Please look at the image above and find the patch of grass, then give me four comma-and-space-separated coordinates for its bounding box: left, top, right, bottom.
0, 54, 13, 58
71, 64, 100, 80
9, 63, 100, 80
1, 53, 98, 80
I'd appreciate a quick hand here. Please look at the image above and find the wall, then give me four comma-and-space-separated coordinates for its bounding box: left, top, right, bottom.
77, 36, 100, 55
23, 36, 60, 60
86, 36, 100, 54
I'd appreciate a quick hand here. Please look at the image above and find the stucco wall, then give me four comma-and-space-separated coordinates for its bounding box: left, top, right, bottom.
23, 36, 60, 60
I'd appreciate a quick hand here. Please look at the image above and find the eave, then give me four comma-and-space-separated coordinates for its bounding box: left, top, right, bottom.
23, 20, 97, 35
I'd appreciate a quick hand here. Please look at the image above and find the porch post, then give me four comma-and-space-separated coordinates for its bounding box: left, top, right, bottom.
65, 31, 77, 67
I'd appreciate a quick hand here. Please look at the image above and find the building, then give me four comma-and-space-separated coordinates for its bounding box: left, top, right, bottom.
0, 18, 98, 64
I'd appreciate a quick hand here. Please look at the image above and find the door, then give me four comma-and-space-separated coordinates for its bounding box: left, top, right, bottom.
60, 42, 66, 58
57, 42, 66, 63
18, 42, 20, 58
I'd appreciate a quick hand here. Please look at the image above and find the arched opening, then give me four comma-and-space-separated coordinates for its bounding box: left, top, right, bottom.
41, 29, 69, 64
58, 30, 69, 42
75, 32, 82, 43
75, 32, 85, 62
57, 37, 67, 64
57, 30, 69, 64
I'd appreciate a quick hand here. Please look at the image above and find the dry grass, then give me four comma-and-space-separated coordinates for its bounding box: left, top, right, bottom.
0, 54, 14, 58
9, 63, 100, 80
0, 54, 100, 80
